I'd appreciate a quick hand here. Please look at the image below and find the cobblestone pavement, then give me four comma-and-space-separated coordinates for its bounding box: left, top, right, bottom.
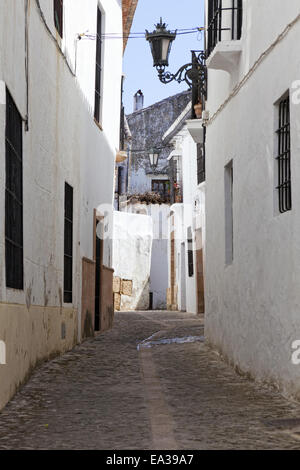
1, 311, 300, 449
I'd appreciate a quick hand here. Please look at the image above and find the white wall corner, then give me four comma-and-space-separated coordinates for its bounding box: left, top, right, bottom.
186, 119, 204, 144
206, 40, 243, 74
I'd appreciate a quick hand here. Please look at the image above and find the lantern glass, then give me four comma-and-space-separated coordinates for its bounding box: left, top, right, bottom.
149, 150, 159, 168
161, 38, 172, 63
146, 19, 176, 68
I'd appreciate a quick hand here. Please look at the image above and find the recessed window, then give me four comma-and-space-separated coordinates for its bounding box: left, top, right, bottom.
64, 183, 73, 303
5, 89, 24, 290
152, 179, 170, 202
187, 227, 194, 277
94, 8, 103, 123
197, 143, 205, 185
54, 0, 63, 38
224, 160, 233, 265
207, 0, 243, 56
276, 95, 291, 213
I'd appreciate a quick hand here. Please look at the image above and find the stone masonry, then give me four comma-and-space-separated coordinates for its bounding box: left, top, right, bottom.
1, 312, 300, 449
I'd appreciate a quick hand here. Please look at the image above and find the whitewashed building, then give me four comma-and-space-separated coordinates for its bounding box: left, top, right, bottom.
163, 102, 206, 314
204, 0, 300, 398
113, 91, 192, 311
0, 0, 130, 410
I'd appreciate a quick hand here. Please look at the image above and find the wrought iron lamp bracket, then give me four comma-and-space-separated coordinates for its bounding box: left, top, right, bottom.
156, 51, 207, 97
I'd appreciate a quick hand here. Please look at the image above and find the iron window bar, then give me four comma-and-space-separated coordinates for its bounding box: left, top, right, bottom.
54, 0, 63, 38
5, 88, 24, 290
207, 0, 243, 57
64, 183, 73, 303
187, 227, 194, 278
94, 8, 103, 123
276, 96, 292, 213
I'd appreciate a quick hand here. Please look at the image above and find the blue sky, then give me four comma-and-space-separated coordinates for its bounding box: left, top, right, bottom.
123, 0, 205, 114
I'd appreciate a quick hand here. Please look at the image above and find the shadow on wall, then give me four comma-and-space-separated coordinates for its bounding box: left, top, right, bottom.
114, 276, 151, 311
136, 280, 151, 311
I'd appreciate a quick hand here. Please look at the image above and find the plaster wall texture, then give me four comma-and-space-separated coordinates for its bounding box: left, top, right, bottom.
112, 211, 153, 311
123, 203, 170, 309
167, 125, 205, 315
0, 0, 122, 408
204, 0, 300, 397
126, 91, 192, 194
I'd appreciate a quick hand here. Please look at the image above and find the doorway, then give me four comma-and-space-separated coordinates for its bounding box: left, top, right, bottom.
94, 214, 103, 331
195, 228, 205, 314
180, 242, 186, 311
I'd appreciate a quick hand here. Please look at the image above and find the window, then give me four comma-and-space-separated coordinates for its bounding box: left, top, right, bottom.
152, 180, 170, 202
207, 0, 243, 56
94, 8, 103, 123
64, 183, 73, 303
54, 0, 63, 38
197, 143, 205, 185
276, 95, 291, 213
224, 160, 233, 265
187, 227, 194, 277
5, 89, 24, 290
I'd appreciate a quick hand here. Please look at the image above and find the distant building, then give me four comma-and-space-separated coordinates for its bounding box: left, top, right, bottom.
114, 90, 192, 310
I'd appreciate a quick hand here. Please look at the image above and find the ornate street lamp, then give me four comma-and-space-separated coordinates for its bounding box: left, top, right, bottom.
146, 19, 207, 115
146, 18, 176, 68
149, 148, 160, 169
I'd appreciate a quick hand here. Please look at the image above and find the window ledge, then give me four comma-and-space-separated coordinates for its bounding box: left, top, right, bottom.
206, 40, 242, 74
94, 118, 103, 131
186, 119, 204, 144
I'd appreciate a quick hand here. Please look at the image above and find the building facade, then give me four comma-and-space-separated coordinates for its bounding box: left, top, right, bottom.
163, 101, 206, 314
204, 0, 300, 398
114, 90, 192, 310
0, 0, 127, 410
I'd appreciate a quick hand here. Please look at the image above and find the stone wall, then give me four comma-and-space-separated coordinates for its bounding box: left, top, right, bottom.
127, 90, 192, 195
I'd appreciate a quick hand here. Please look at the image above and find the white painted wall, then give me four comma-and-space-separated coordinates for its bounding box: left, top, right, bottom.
112, 211, 153, 311
166, 124, 206, 315
0, 0, 121, 314
0, 0, 122, 407
204, 0, 300, 398
123, 203, 170, 309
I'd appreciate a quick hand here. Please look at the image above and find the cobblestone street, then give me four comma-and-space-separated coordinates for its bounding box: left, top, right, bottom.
1, 311, 300, 449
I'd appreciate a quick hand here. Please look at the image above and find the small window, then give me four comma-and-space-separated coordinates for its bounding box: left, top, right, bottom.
276, 95, 291, 213
152, 180, 170, 202
5, 89, 24, 290
64, 183, 73, 303
94, 8, 103, 123
224, 160, 233, 265
54, 0, 63, 38
197, 143, 205, 185
187, 227, 194, 277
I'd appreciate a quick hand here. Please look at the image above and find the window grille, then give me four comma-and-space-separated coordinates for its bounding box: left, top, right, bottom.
207, 0, 243, 57
187, 227, 194, 277
152, 180, 170, 202
64, 183, 73, 303
276, 96, 291, 213
54, 0, 63, 38
5, 89, 24, 290
94, 8, 102, 123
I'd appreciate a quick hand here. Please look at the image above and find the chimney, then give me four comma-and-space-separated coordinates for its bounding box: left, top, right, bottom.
133, 90, 144, 112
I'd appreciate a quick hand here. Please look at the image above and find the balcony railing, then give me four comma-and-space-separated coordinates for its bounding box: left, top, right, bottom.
207, 0, 243, 57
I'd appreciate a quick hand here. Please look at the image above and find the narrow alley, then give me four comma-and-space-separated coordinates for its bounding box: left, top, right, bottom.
0, 311, 300, 450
